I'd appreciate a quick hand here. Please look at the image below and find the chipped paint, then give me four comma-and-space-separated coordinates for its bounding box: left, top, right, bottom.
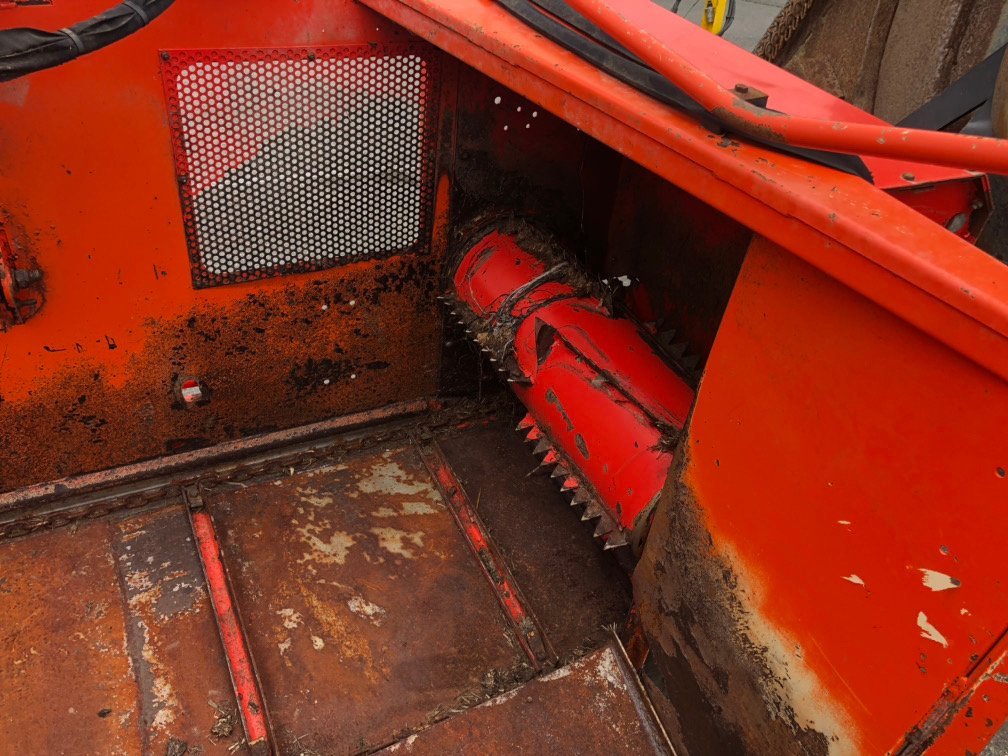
917, 612, 949, 648
373, 501, 440, 518
311, 635, 325, 650
278, 638, 292, 656
297, 486, 335, 509
357, 459, 443, 500
842, 574, 865, 586
297, 513, 357, 565
919, 568, 961, 592
347, 595, 388, 624
277, 608, 303, 629
370, 527, 426, 558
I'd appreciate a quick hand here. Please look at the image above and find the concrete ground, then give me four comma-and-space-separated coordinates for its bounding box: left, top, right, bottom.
654, 0, 786, 51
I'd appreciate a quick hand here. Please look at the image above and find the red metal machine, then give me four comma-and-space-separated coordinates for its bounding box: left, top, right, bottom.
1, 0, 1007, 754
448, 221, 695, 551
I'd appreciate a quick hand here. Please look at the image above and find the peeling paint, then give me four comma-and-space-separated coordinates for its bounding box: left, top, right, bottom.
347, 595, 388, 624
277, 608, 303, 630
918, 568, 960, 592
842, 574, 865, 586
357, 460, 442, 500
370, 527, 425, 559
311, 635, 325, 651
296, 515, 356, 566
917, 612, 949, 648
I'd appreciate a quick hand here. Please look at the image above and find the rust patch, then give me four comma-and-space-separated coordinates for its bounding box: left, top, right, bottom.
111, 506, 241, 754
633, 447, 838, 755
436, 420, 631, 664
207, 443, 527, 755
0, 253, 441, 491
0, 522, 143, 754
378, 642, 671, 754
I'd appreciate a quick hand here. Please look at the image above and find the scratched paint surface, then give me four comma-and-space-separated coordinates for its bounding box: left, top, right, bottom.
0, 522, 144, 754
0, 0, 444, 491
112, 507, 242, 754
208, 444, 528, 754
0, 513, 242, 754
378, 643, 667, 754
637, 238, 1008, 753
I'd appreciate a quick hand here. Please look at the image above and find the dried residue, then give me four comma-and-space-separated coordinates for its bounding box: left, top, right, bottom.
356, 458, 444, 503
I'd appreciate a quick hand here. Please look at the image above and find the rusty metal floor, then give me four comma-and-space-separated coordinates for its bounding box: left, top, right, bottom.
0, 416, 662, 755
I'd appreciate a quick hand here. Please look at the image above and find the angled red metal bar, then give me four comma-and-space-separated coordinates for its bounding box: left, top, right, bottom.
187, 495, 273, 755
567, 0, 1008, 175
360, 0, 1008, 383
417, 442, 556, 672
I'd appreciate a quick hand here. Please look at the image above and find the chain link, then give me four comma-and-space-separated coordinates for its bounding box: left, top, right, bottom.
0, 412, 466, 541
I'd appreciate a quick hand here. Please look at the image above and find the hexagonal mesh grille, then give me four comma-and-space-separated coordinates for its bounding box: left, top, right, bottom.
161, 45, 440, 288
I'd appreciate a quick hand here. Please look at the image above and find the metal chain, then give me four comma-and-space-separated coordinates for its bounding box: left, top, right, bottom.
752, 0, 816, 62
0, 417, 458, 541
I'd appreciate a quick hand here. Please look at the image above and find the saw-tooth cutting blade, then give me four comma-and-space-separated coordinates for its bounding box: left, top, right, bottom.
668, 341, 688, 358
516, 414, 535, 431
603, 531, 629, 550
573, 488, 592, 504
533, 439, 552, 456
581, 501, 603, 521
657, 329, 677, 347
551, 465, 569, 480
542, 449, 559, 465
525, 426, 543, 443
562, 476, 579, 491
593, 518, 614, 538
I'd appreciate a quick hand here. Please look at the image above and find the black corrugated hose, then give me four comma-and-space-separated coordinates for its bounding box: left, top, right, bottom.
0, 0, 176, 83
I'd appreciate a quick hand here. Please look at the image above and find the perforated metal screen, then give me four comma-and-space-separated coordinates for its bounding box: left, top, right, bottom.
161, 45, 440, 288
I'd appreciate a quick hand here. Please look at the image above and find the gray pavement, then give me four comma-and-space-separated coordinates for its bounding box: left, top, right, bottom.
654, 0, 786, 51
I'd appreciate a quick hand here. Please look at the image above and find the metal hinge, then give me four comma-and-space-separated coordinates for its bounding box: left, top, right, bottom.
0, 225, 44, 329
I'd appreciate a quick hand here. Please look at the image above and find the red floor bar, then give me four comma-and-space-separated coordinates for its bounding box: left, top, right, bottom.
418, 442, 556, 672
188, 494, 272, 755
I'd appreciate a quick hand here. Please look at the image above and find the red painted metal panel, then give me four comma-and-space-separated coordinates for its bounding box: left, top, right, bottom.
0, 0, 450, 488
675, 236, 1008, 751
362, 0, 1008, 384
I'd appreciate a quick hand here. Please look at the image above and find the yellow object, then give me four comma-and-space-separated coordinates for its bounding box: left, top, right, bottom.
701, 0, 731, 36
